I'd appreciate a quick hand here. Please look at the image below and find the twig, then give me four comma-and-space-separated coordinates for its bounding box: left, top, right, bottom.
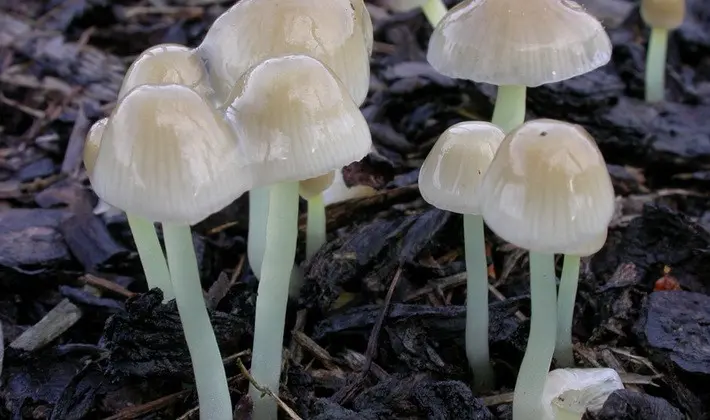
102, 389, 192, 420
333, 266, 403, 404
81, 274, 135, 299
236, 359, 303, 420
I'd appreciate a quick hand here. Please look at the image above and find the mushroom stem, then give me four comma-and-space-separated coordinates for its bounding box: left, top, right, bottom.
248, 186, 270, 277
645, 27, 669, 103
126, 214, 173, 300
162, 223, 232, 420
421, 0, 448, 27
249, 181, 300, 420
491, 84, 526, 133
554, 254, 581, 368
513, 252, 557, 420
463, 214, 495, 390
248, 186, 304, 298
306, 193, 327, 259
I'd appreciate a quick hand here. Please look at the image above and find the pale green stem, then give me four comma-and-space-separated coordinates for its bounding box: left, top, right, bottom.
248, 187, 270, 279
645, 27, 669, 103
421, 0, 448, 27
248, 186, 303, 299
126, 214, 173, 301
162, 223, 232, 420
306, 193, 326, 260
491, 84, 527, 134
463, 214, 495, 391
249, 181, 300, 420
513, 252, 557, 420
555, 254, 581, 368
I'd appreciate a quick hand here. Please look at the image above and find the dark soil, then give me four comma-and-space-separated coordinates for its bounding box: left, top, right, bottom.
1, 0, 709, 419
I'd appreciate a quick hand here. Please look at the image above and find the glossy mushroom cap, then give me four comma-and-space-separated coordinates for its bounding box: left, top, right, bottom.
418, 121, 504, 215
300, 171, 336, 200
225, 55, 372, 186
90, 84, 252, 225
427, 0, 613, 87
479, 119, 614, 256
83, 118, 108, 175
117, 44, 212, 101
197, 0, 372, 105
641, 0, 685, 30
542, 368, 623, 420
322, 168, 377, 205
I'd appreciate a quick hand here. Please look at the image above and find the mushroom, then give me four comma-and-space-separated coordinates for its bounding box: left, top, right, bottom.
300, 171, 336, 258
223, 54, 372, 419
418, 121, 504, 390
427, 0, 612, 132
383, 0, 449, 26
542, 368, 623, 420
84, 118, 174, 301
90, 84, 252, 420
197, 0, 373, 280
640, 0, 685, 102
322, 168, 377, 205
117, 43, 212, 102
479, 119, 614, 420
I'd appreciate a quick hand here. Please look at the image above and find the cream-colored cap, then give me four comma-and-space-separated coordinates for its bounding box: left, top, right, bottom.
479, 119, 614, 256
641, 0, 685, 30
427, 0, 613, 87
84, 118, 108, 175
197, 0, 372, 105
117, 44, 212, 101
90, 84, 252, 225
418, 121, 504, 215
543, 368, 623, 420
322, 168, 377, 205
225, 55, 372, 186
300, 172, 336, 200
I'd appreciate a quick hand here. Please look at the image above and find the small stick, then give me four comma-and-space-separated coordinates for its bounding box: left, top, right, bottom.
236, 359, 303, 420
333, 267, 403, 404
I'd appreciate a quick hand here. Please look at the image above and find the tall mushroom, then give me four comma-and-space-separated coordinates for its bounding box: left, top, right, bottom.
224, 54, 372, 419
197, 0, 373, 283
427, 0, 612, 133
479, 119, 614, 420
90, 84, 253, 420
641, 0, 685, 102
418, 121, 504, 390
84, 118, 173, 300
384, 0, 449, 27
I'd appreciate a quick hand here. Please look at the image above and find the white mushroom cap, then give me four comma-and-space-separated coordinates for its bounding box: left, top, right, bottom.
224, 55, 372, 186
322, 168, 377, 205
479, 119, 614, 256
418, 121, 504, 215
641, 0, 685, 30
542, 368, 623, 420
117, 44, 213, 101
197, 0, 372, 105
90, 84, 252, 225
83, 118, 108, 175
427, 0, 613, 87
300, 171, 336, 200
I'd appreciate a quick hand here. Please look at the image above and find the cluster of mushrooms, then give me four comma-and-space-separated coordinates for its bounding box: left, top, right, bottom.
82, 0, 687, 419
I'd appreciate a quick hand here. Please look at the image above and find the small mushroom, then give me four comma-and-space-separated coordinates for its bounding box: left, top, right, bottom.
117, 43, 213, 102
427, 0, 612, 132
479, 119, 614, 420
197, 0, 374, 280
543, 368, 623, 420
640, 0, 686, 102
84, 117, 174, 301
224, 54, 372, 420
418, 121, 504, 390
90, 84, 251, 420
